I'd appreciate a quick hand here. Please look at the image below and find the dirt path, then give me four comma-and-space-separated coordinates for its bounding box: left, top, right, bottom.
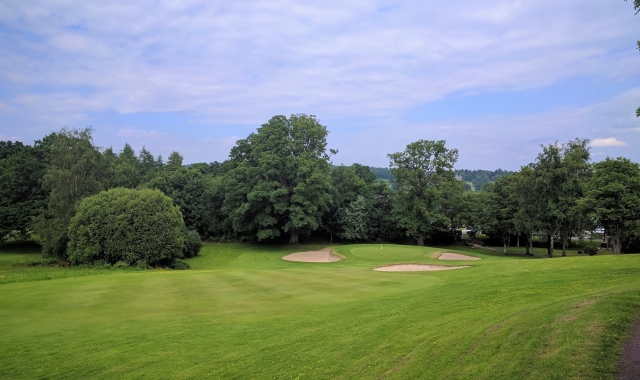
617, 318, 640, 379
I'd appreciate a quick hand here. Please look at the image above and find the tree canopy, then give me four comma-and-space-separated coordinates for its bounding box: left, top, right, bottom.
223, 114, 334, 244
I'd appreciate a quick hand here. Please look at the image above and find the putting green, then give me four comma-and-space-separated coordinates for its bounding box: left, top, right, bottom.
0, 243, 639, 379
350, 245, 432, 261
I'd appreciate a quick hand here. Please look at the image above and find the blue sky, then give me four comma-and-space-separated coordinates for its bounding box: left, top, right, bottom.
1, 0, 639, 169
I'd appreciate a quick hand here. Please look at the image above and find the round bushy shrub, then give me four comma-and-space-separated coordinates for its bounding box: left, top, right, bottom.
584, 246, 598, 256
67, 188, 185, 267
182, 228, 202, 258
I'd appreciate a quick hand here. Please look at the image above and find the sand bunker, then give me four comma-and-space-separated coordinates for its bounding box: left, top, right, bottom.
282, 248, 343, 263
373, 264, 468, 272
438, 252, 481, 261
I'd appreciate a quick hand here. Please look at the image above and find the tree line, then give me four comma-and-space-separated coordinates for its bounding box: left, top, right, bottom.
1, 114, 639, 261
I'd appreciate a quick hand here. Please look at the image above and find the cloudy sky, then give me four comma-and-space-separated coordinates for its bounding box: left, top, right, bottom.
1, 0, 639, 169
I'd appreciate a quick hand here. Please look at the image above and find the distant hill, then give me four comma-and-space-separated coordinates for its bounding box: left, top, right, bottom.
455, 169, 513, 191
369, 167, 513, 191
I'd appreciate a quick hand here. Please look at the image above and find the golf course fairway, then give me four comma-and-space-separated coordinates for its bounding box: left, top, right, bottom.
1, 243, 639, 379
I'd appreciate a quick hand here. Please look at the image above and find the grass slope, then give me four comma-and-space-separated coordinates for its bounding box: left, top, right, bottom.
1, 243, 639, 379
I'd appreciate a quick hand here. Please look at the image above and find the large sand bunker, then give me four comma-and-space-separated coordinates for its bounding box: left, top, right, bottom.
373, 264, 468, 272
438, 252, 481, 261
282, 248, 343, 263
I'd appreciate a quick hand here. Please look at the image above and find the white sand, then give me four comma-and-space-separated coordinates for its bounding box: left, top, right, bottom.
282, 248, 342, 263
373, 264, 468, 272
438, 252, 481, 261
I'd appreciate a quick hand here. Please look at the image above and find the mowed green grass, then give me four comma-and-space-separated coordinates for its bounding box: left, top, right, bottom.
1, 243, 640, 379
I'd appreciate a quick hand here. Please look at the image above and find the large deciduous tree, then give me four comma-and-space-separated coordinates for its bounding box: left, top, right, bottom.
388, 140, 459, 246
530, 139, 590, 257
223, 114, 334, 244
579, 157, 640, 254
34, 127, 107, 260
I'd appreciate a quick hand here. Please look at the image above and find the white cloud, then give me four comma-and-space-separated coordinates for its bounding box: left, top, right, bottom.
0, 0, 638, 124
1, 0, 640, 167
591, 137, 627, 147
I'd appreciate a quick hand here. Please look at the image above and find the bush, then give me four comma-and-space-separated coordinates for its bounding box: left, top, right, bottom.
67, 188, 186, 267
584, 246, 598, 256
182, 229, 202, 258
172, 259, 190, 270
113, 260, 129, 269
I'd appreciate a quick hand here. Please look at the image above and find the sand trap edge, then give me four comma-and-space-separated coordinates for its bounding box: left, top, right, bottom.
438, 252, 481, 261
282, 248, 345, 263
373, 263, 469, 272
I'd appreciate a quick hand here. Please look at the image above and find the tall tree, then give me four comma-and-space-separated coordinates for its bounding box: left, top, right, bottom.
388, 140, 459, 246
512, 167, 539, 255
0, 142, 48, 243
109, 143, 141, 188
223, 114, 334, 244
34, 127, 107, 259
167, 151, 184, 168
556, 139, 591, 256
325, 165, 368, 241
530, 140, 590, 257
579, 157, 640, 254
139, 146, 159, 183
482, 176, 518, 254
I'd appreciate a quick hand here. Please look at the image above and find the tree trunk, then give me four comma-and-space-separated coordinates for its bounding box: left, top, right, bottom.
561, 233, 567, 257
517, 234, 520, 247
548, 234, 554, 258
613, 228, 622, 254
525, 234, 531, 255
503, 234, 510, 255
417, 234, 424, 246
289, 231, 299, 245
330, 232, 332, 244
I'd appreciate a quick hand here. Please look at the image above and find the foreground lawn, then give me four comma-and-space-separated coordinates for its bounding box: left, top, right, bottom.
1, 243, 639, 379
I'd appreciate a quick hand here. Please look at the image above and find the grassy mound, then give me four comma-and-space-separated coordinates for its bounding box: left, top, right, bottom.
0, 243, 639, 379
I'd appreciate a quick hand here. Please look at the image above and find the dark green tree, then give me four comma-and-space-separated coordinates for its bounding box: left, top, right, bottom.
337, 195, 370, 241
109, 143, 141, 188
325, 165, 368, 241
351, 163, 377, 184
0, 142, 48, 243
145, 167, 225, 239
579, 157, 640, 254
482, 176, 519, 254
34, 127, 107, 260
388, 140, 459, 245
167, 151, 184, 168
223, 114, 334, 244
529, 140, 590, 257
139, 146, 159, 183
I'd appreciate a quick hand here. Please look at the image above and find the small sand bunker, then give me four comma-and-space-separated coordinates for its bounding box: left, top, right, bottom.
438, 252, 481, 261
374, 264, 468, 272
282, 248, 342, 263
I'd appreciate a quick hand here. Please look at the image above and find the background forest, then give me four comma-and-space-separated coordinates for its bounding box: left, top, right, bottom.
1, 114, 640, 267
